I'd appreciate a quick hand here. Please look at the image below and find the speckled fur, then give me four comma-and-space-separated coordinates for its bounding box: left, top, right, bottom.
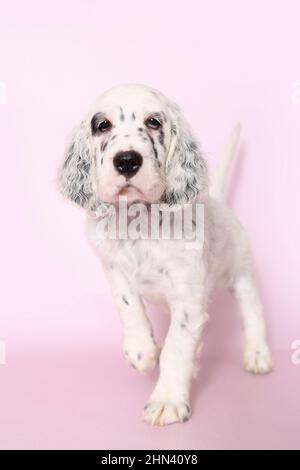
58, 84, 273, 426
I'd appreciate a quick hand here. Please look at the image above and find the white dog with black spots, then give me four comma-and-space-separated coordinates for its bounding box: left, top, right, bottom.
58, 84, 273, 426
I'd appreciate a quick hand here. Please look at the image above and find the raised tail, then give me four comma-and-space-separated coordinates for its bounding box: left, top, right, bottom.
210, 122, 241, 201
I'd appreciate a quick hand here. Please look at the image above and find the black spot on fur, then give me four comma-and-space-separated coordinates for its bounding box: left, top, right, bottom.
132, 113, 136, 120
120, 107, 125, 121
101, 140, 108, 152
147, 133, 158, 158
159, 267, 169, 276
158, 129, 166, 149
188, 140, 198, 151
122, 295, 129, 305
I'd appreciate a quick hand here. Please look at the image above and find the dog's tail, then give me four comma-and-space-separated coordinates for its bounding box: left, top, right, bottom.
209, 122, 241, 201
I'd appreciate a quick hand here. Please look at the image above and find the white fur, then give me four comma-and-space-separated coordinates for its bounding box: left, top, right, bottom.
59, 84, 272, 426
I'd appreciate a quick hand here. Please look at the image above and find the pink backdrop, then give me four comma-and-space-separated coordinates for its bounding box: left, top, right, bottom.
0, 0, 299, 450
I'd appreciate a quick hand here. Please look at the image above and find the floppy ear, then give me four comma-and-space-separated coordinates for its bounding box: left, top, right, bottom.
58, 120, 98, 211
58, 120, 113, 218
163, 102, 208, 207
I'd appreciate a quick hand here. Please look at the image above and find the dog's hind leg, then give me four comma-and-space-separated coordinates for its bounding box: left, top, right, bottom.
232, 269, 273, 374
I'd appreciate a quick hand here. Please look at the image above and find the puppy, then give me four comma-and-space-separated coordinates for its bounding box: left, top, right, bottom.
58, 84, 272, 426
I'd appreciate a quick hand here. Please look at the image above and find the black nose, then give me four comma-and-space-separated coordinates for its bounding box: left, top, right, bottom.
113, 151, 143, 178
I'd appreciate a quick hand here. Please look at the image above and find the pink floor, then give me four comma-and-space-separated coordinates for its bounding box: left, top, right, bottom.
0, 347, 299, 450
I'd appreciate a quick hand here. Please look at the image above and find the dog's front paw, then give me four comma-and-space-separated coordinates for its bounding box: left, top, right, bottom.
244, 344, 273, 374
123, 333, 160, 374
143, 401, 191, 426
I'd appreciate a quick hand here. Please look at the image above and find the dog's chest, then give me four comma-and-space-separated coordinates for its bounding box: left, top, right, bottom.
111, 239, 177, 298
86, 216, 210, 303
99, 236, 202, 302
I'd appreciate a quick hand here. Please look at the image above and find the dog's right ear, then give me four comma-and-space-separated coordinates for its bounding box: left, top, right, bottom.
58, 120, 99, 212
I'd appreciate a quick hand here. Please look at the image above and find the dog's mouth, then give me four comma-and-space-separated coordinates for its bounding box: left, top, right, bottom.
117, 183, 145, 201
109, 180, 165, 204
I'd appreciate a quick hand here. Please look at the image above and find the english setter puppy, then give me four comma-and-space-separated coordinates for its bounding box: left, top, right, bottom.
58, 84, 273, 426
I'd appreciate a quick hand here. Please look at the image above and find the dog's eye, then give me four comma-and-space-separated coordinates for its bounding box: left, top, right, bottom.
98, 119, 112, 132
91, 114, 112, 135
145, 117, 161, 130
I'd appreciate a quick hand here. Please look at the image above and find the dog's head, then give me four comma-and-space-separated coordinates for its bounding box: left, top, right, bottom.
58, 84, 207, 214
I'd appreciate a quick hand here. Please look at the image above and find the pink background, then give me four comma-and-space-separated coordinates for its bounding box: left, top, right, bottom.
0, 0, 300, 449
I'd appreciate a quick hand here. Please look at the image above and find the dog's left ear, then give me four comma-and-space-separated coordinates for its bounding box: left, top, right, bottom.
162, 101, 208, 207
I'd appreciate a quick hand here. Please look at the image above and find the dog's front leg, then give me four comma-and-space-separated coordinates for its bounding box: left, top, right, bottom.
107, 268, 159, 374
144, 292, 208, 426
